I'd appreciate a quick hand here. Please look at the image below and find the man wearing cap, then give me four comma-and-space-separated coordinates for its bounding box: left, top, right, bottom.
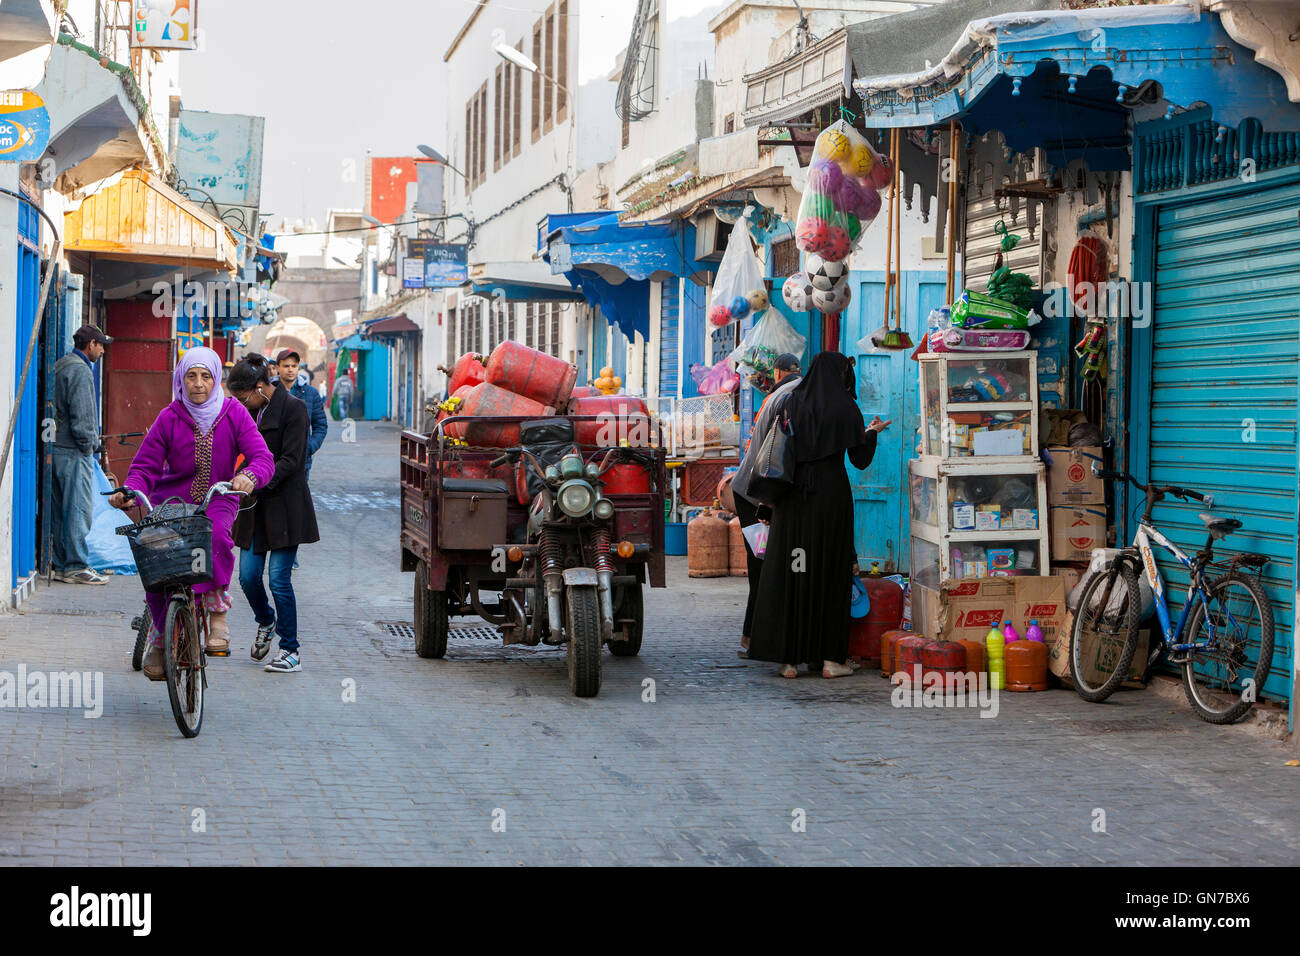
50, 325, 113, 584
727, 352, 802, 656
275, 348, 327, 473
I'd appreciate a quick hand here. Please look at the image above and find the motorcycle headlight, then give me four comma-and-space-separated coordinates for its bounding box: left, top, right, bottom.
560, 454, 584, 480
593, 497, 615, 520
557, 479, 595, 517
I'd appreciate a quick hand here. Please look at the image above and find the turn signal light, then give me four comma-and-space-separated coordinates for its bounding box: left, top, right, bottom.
507, 546, 523, 563
617, 540, 635, 559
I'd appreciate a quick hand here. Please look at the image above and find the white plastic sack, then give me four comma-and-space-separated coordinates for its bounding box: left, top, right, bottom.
707, 224, 767, 328
729, 310, 806, 378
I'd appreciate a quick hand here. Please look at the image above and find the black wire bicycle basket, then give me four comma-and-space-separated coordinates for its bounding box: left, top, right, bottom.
116, 501, 214, 592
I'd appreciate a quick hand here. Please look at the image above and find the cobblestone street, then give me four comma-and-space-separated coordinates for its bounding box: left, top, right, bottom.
1, 422, 1297, 866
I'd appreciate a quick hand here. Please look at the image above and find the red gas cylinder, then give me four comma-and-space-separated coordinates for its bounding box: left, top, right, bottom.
920, 639, 967, 689
485, 340, 579, 410
1005, 638, 1048, 691
601, 462, 652, 496
848, 577, 904, 668
687, 509, 729, 578
437, 385, 475, 437
569, 385, 602, 400
895, 635, 928, 682
458, 382, 555, 447
880, 629, 913, 678
567, 395, 651, 447
955, 638, 985, 680
447, 352, 487, 394
728, 516, 747, 576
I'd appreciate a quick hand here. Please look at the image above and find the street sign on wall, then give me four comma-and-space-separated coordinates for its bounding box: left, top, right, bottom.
0, 91, 49, 162
402, 239, 429, 289
133, 0, 199, 50
425, 244, 468, 289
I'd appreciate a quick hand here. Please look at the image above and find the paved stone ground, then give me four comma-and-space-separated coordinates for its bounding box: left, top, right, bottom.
1, 421, 1297, 866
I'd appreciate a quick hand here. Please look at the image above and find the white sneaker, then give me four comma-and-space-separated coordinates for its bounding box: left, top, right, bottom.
55, 568, 109, 585
265, 649, 301, 673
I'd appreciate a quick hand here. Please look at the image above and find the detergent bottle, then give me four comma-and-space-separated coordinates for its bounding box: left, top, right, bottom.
1025, 619, 1045, 643
985, 621, 1006, 691
1003, 619, 1021, 645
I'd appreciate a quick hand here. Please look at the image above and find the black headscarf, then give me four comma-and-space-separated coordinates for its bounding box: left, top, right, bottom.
783, 351, 869, 462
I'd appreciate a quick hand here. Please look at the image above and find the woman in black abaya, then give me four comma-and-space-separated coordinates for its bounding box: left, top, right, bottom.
747, 351, 890, 678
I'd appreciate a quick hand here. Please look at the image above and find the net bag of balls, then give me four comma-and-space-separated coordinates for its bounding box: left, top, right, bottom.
795, 119, 888, 263
707, 220, 767, 328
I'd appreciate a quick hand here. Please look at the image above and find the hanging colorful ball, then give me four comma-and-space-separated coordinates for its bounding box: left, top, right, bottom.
708, 304, 733, 327
846, 213, 862, 242
821, 226, 852, 262
868, 149, 892, 190
806, 191, 835, 222
730, 295, 751, 319
808, 158, 844, 196
858, 184, 882, 221
812, 279, 852, 315
795, 216, 831, 254
782, 273, 815, 312
813, 128, 853, 164
848, 143, 876, 179
746, 288, 769, 313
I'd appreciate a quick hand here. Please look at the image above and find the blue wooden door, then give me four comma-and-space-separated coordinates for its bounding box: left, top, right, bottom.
13, 198, 40, 588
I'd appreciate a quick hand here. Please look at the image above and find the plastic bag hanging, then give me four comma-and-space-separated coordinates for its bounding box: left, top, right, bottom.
729, 309, 807, 381
708, 223, 767, 328
690, 357, 741, 395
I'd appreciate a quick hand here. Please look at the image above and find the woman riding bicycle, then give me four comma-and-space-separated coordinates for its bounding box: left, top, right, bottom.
110, 347, 274, 678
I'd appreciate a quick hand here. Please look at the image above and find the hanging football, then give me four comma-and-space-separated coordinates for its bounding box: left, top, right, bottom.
746, 287, 770, 313
782, 273, 815, 312
806, 252, 849, 291
812, 280, 852, 314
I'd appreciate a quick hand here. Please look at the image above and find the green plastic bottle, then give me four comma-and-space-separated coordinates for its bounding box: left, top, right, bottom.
986, 621, 1006, 691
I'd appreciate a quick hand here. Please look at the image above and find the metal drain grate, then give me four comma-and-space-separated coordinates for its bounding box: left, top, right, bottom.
380, 622, 414, 641
376, 621, 500, 642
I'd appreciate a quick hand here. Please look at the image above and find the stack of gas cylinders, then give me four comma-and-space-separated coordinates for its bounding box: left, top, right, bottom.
879, 618, 1048, 691
433, 342, 655, 497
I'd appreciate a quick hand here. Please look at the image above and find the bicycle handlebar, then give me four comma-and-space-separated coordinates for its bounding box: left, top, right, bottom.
1091, 464, 1213, 508
105, 482, 246, 515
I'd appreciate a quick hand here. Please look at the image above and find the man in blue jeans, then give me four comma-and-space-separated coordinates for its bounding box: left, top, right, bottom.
275, 349, 327, 473
51, 325, 113, 584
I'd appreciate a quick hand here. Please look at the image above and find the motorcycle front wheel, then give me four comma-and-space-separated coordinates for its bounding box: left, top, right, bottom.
565, 584, 602, 697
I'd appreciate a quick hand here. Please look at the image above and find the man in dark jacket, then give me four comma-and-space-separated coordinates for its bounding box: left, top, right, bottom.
51, 325, 113, 585
275, 349, 327, 473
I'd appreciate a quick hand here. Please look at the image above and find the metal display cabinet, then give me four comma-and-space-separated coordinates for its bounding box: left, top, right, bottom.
918, 351, 1040, 462
908, 456, 1050, 637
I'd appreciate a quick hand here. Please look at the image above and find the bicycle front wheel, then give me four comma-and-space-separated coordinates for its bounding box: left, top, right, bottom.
1182, 571, 1275, 724
163, 597, 204, 738
1069, 562, 1141, 702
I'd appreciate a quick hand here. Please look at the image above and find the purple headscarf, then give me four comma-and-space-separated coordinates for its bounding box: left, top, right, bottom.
174, 346, 226, 436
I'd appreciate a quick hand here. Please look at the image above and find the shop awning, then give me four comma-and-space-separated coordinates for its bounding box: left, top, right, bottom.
462, 259, 586, 302
64, 168, 240, 271
541, 216, 712, 341
364, 314, 420, 337
851, 4, 1300, 163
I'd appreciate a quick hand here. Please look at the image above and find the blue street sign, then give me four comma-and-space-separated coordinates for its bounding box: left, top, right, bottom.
0, 91, 50, 163
425, 243, 468, 289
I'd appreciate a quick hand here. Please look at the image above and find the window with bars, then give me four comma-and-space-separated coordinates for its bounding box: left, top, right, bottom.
543, 5, 555, 134
512, 44, 523, 157
494, 65, 503, 172
466, 84, 489, 188
557, 0, 569, 123
549, 305, 561, 358
448, 306, 459, 358
531, 22, 542, 143
477, 82, 487, 182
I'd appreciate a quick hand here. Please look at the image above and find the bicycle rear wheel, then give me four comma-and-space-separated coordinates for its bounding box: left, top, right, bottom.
1069, 562, 1141, 702
163, 597, 205, 738
1182, 571, 1274, 724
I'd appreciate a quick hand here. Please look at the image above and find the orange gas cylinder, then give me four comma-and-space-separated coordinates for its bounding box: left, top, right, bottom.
920, 639, 967, 688
485, 340, 579, 410
458, 382, 555, 447
728, 516, 747, 576
437, 385, 475, 437
687, 509, 730, 578
955, 638, 985, 680
567, 395, 651, 447
447, 352, 487, 394
601, 462, 652, 496
848, 577, 904, 668
880, 629, 914, 677
1005, 638, 1049, 691
895, 635, 928, 682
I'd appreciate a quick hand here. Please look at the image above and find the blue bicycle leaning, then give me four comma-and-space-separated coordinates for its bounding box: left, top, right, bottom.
1069, 466, 1275, 724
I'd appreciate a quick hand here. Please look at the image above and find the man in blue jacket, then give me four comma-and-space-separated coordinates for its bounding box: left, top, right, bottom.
275, 349, 327, 473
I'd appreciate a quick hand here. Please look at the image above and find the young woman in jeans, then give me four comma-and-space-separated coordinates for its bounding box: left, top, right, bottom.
227, 354, 320, 673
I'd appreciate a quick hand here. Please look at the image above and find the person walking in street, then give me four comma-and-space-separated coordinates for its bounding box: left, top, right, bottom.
332, 371, 355, 421
51, 325, 114, 585
729, 352, 802, 657
112, 347, 274, 678
228, 354, 320, 674
275, 348, 327, 474
747, 352, 890, 679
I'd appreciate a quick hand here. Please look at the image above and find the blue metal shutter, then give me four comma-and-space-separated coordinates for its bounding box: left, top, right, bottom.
658, 279, 678, 399
13, 198, 40, 588
1147, 180, 1300, 704
680, 281, 707, 399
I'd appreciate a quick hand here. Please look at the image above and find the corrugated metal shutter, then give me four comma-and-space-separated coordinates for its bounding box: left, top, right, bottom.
1148, 180, 1300, 703
963, 190, 1043, 293
658, 279, 678, 400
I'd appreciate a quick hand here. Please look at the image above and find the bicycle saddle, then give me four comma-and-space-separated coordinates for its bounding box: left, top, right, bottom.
1199, 513, 1242, 539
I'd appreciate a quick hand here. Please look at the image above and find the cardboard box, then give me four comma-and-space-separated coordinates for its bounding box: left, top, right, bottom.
952, 502, 975, 530
938, 576, 1066, 648
1050, 611, 1149, 684
1045, 445, 1105, 505
975, 508, 1001, 531
1050, 505, 1107, 561
1012, 508, 1039, 530
1051, 562, 1089, 602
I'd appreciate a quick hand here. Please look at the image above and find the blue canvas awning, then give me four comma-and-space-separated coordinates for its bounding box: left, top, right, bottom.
851, 5, 1300, 169
541, 215, 714, 341
460, 260, 586, 303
